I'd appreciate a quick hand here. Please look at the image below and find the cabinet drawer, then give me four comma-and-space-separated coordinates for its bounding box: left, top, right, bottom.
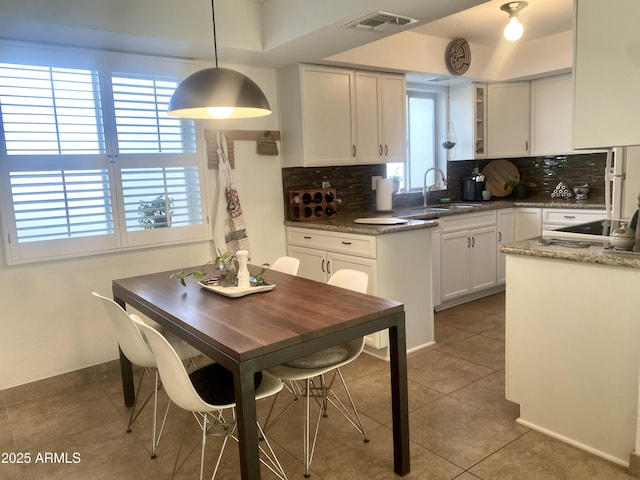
441, 211, 496, 233
542, 208, 605, 225
287, 227, 376, 258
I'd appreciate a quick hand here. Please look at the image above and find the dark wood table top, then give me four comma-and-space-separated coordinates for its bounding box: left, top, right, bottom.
112, 265, 404, 364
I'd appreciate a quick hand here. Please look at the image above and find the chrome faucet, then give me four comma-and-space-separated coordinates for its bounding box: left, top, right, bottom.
423, 167, 447, 207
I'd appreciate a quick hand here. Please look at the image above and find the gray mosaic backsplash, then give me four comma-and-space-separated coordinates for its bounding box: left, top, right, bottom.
282, 152, 607, 217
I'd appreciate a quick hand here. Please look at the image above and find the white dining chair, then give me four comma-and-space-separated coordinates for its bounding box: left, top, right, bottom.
270, 256, 300, 276
132, 316, 288, 480
265, 269, 369, 478
92, 291, 200, 459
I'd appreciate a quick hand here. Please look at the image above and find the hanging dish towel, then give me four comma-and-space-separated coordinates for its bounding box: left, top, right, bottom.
212, 131, 250, 255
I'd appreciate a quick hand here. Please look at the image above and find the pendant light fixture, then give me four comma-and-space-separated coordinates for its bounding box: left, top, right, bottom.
168, 0, 272, 119
500, 1, 528, 42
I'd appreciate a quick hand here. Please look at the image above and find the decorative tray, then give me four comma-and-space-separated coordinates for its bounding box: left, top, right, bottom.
198, 279, 275, 298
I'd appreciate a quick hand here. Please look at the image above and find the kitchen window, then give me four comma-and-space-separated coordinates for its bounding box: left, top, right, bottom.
0, 43, 209, 264
387, 86, 446, 192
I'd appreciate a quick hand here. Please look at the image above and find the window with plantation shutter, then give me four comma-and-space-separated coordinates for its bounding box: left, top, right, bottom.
0, 43, 209, 264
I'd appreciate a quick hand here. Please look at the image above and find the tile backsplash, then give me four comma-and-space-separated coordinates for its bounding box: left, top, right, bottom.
281, 152, 607, 217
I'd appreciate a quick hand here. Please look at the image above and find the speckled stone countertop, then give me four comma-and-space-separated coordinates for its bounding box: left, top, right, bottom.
283, 196, 606, 236
501, 238, 640, 269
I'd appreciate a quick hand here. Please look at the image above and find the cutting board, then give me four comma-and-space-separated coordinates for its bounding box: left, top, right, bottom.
482, 160, 519, 197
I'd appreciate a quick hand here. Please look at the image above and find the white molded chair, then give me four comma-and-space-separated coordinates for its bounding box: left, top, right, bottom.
270, 256, 300, 276
265, 269, 369, 478
92, 291, 200, 459
132, 317, 287, 480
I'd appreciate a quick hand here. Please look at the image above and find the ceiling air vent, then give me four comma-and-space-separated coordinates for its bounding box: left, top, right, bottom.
343, 11, 418, 32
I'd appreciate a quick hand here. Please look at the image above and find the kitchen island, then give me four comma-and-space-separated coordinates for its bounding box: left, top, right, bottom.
501, 238, 640, 470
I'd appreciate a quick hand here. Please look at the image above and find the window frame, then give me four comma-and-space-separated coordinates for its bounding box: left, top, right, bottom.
0, 42, 210, 265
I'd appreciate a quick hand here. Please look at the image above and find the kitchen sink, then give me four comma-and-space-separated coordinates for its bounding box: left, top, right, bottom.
448, 204, 477, 209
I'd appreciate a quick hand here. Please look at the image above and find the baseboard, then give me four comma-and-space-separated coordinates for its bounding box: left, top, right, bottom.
435, 285, 505, 312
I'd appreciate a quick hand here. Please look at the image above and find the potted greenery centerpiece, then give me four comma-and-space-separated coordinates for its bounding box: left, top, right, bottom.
138, 195, 173, 229
172, 250, 270, 288
504, 179, 536, 199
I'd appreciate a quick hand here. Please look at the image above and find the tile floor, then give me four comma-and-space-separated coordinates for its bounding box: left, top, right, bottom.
1, 292, 636, 479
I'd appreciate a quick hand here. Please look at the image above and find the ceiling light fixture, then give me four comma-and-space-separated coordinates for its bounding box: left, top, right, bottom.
168, 0, 272, 119
500, 1, 528, 42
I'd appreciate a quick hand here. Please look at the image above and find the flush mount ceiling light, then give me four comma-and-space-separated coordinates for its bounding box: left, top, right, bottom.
500, 1, 528, 42
168, 0, 271, 119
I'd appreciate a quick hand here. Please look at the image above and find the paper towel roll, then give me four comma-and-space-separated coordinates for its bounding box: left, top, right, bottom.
376, 178, 393, 212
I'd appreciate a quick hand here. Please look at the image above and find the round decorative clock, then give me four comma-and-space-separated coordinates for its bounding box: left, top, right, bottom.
445, 38, 471, 76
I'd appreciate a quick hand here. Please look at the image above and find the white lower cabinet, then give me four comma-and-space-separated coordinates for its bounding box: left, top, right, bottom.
497, 208, 515, 285
287, 226, 433, 354
440, 212, 497, 304
514, 207, 542, 241
541, 208, 605, 231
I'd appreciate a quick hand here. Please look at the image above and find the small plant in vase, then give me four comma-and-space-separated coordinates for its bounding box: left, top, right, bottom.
389, 175, 402, 193
504, 179, 536, 199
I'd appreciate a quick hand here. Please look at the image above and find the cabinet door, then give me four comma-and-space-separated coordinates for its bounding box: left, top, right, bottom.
354, 72, 382, 164
287, 245, 327, 283
514, 207, 542, 241
487, 82, 530, 158
497, 209, 515, 284
440, 230, 471, 302
469, 226, 497, 293
380, 74, 406, 163
327, 252, 378, 296
300, 66, 355, 165
530, 74, 574, 156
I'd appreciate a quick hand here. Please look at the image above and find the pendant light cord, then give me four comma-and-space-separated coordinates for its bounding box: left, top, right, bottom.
211, 0, 219, 67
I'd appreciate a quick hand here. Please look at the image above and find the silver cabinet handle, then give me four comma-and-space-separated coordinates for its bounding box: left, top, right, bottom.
321, 259, 325, 272
467, 237, 471, 248
352, 145, 356, 157
327, 260, 331, 275
379, 144, 383, 156
563, 215, 576, 219
471, 237, 476, 248
342, 241, 352, 245
525, 140, 529, 151
384, 144, 389, 156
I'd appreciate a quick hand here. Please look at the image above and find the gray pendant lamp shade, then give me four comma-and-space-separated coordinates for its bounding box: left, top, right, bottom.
167, 0, 272, 119
167, 67, 272, 119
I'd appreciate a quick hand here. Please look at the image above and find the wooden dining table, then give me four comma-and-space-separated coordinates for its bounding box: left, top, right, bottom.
112, 265, 410, 480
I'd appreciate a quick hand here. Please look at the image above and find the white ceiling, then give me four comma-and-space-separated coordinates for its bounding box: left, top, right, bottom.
412, 0, 573, 46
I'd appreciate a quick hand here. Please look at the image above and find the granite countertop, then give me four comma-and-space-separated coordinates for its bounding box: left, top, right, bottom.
501, 238, 640, 269
283, 196, 607, 236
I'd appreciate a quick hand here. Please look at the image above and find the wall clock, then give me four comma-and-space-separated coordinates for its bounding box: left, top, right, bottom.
445, 38, 471, 76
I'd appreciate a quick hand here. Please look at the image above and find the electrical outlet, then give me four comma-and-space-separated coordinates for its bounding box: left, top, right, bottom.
321, 181, 331, 188
371, 175, 382, 190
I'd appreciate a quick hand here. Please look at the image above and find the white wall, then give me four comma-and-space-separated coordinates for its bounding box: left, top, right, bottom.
0, 60, 286, 391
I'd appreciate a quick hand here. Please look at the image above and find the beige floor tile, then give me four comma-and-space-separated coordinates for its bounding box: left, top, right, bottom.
432, 322, 476, 348
470, 430, 636, 480
448, 370, 520, 425
438, 335, 505, 371
408, 396, 528, 469
408, 350, 494, 394
347, 369, 444, 425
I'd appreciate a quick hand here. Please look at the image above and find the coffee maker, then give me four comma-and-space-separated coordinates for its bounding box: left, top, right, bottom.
462, 174, 485, 201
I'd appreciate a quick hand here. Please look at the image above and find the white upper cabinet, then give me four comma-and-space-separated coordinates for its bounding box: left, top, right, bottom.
530, 74, 577, 156
279, 64, 355, 167
487, 82, 530, 158
279, 64, 406, 167
573, 0, 640, 149
449, 82, 487, 161
378, 74, 407, 163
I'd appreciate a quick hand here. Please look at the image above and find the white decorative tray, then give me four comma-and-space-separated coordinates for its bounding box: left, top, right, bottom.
198, 280, 275, 298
